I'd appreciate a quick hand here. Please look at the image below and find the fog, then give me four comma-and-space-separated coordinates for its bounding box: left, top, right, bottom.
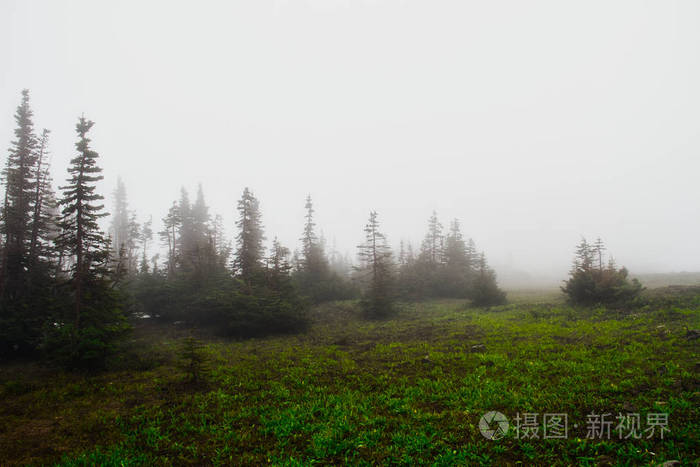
2, 0, 699, 285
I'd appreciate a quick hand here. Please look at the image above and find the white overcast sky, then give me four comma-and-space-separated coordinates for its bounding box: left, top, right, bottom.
1, 0, 699, 281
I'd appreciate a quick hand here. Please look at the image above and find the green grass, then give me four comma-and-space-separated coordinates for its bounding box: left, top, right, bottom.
1, 294, 699, 466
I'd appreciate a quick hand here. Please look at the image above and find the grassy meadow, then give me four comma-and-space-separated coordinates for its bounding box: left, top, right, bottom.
1, 289, 698, 466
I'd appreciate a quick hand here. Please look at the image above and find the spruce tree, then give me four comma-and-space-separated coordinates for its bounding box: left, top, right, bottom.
139, 216, 153, 274
296, 195, 333, 301
441, 219, 471, 297
301, 195, 318, 264
110, 177, 143, 275
160, 201, 181, 276
0, 91, 58, 356
562, 237, 642, 305
471, 252, 507, 306
54, 117, 127, 367
110, 177, 130, 263
0, 89, 39, 299
593, 237, 606, 271
268, 237, 292, 290
419, 210, 444, 266
177, 187, 195, 273
28, 128, 58, 272
357, 211, 395, 318
211, 214, 230, 270
233, 187, 265, 283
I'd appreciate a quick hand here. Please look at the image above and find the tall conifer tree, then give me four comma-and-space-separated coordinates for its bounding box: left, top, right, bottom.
56, 117, 111, 329
357, 211, 394, 318
0, 89, 39, 299
233, 187, 265, 283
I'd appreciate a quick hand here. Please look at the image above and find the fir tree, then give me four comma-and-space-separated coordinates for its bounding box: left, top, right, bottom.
110, 177, 129, 261
233, 187, 265, 283
27, 129, 58, 272
0, 91, 57, 356
139, 216, 153, 274
295, 195, 335, 301
357, 211, 395, 318
419, 210, 444, 266
440, 219, 471, 297
562, 236, 642, 305
471, 252, 507, 306
109, 177, 141, 274
159, 200, 181, 276
0, 89, 39, 299
593, 237, 606, 271
268, 237, 292, 290
53, 116, 127, 367
56, 117, 111, 327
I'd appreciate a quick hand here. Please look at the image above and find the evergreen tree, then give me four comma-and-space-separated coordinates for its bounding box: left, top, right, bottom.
562, 237, 642, 305
268, 237, 292, 290
173, 185, 216, 278
192, 184, 210, 239
139, 215, 153, 273
110, 177, 129, 262
211, 213, 231, 270
397, 239, 425, 300
409, 211, 446, 298
0, 91, 58, 356
233, 187, 265, 283
398, 239, 406, 268
0, 89, 39, 299
465, 238, 478, 272
471, 252, 507, 306
28, 129, 58, 271
440, 219, 472, 297
357, 211, 395, 318
419, 210, 444, 266
295, 195, 340, 302
573, 237, 594, 273
593, 237, 606, 271
189, 184, 219, 278
300, 195, 329, 276
176, 187, 195, 273
109, 177, 141, 274
53, 117, 127, 367
160, 201, 180, 276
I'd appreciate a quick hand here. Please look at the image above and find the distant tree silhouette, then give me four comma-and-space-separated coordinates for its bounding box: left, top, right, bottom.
397, 211, 505, 304
357, 211, 395, 318
471, 252, 507, 306
233, 187, 265, 283
562, 237, 643, 305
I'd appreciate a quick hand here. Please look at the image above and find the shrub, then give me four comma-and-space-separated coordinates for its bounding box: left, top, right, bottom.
562, 238, 643, 306
178, 336, 209, 384
471, 273, 508, 307
132, 271, 309, 338
41, 281, 130, 370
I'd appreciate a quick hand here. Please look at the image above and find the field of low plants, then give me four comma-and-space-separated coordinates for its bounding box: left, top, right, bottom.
1, 289, 698, 466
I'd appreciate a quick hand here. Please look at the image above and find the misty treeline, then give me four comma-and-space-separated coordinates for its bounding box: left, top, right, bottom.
0, 91, 506, 368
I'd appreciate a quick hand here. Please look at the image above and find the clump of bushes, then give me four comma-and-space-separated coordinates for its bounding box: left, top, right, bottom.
562, 238, 643, 306
132, 270, 309, 338
470, 263, 507, 307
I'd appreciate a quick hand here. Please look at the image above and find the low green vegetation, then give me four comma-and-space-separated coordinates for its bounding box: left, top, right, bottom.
1, 290, 698, 466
